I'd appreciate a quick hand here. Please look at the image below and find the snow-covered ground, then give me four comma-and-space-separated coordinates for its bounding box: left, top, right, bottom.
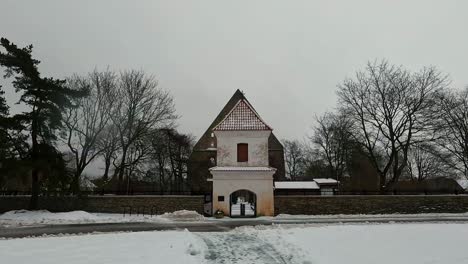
1, 223, 468, 264
273, 212, 468, 220
0, 209, 205, 227
4, 209, 468, 227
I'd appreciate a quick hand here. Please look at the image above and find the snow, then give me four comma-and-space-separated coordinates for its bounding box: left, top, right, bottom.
0, 210, 205, 227
0, 210, 101, 226
274, 181, 319, 189
457, 179, 468, 190
274, 212, 468, 219
209, 166, 275, 171
5, 210, 468, 227
231, 203, 255, 216
1, 223, 468, 264
274, 179, 339, 190
80, 177, 96, 190
160, 210, 205, 221
0, 230, 204, 264
313, 178, 339, 184
250, 223, 468, 264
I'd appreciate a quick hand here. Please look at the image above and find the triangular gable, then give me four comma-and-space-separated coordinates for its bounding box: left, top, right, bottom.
213, 99, 272, 131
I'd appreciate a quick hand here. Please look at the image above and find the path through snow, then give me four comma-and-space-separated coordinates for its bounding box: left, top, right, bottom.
196, 229, 310, 264
2, 224, 468, 263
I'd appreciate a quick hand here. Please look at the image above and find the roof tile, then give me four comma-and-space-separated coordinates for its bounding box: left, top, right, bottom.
213, 99, 272, 131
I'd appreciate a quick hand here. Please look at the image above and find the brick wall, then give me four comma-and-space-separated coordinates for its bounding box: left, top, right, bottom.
0, 195, 205, 214
274, 195, 468, 215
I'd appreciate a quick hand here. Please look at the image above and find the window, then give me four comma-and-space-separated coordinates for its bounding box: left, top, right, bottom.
218, 196, 225, 202
237, 143, 248, 162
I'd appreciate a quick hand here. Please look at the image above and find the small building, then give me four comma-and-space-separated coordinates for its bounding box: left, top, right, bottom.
274, 178, 339, 196
189, 90, 285, 217
314, 178, 339, 195
274, 181, 320, 195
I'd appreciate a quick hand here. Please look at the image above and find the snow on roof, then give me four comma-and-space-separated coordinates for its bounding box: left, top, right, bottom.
209, 166, 276, 172
80, 178, 96, 190
313, 178, 339, 185
213, 99, 272, 131
274, 181, 320, 189
457, 179, 468, 190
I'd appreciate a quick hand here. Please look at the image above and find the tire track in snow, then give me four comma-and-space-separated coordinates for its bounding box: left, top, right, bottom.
196, 231, 299, 264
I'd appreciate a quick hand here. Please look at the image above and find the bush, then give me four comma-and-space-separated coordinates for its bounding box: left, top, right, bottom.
214, 209, 224, 218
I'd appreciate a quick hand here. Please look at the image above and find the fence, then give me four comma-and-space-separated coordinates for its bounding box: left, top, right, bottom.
0, 190, 207, 196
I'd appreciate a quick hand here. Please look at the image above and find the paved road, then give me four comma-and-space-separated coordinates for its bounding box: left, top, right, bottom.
2, 215, 468, 238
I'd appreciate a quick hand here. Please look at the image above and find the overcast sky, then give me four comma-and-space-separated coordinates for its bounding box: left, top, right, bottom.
1, 0, 468, 141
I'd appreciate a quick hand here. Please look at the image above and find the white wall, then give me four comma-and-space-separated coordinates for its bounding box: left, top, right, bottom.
211, 171, 275, 216
214, 130, 271, 167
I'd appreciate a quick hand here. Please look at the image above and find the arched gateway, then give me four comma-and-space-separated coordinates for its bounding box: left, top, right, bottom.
207, 95, 277, 217
230, 190, 256, 217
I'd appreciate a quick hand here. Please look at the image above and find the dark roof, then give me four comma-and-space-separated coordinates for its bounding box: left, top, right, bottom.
193, 89, 245, 150
189, 90, 287, 191
192, 89, 283, 152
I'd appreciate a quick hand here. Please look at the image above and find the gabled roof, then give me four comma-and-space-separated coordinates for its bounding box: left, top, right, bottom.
192, 89, 282, 151
213, 99, 272, 131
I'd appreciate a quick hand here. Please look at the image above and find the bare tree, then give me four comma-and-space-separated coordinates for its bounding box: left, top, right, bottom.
63, 70, 116, 193
337, 60, 449, 190
111, 70, 177, 191
312, 111, 353, 181
282, 139, 306, 180
96, 124, 120, 181
121, 134, 154, 194
406, 143, 451, 182
148, 128, 194, 193
434, 87, 468, 179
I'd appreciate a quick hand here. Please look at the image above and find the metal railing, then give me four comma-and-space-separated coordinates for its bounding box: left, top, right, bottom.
122, 206, 160, 217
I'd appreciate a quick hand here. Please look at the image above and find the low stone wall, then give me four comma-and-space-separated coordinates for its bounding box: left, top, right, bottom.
0, 195, 205, 214
274, 195, 468, 215
3, 195, 468, 215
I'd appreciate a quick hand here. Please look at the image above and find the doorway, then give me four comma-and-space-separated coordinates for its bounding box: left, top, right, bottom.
230, 189, 256, 217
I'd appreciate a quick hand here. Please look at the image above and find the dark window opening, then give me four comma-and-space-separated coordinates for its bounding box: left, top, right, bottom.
218, 196, 225, 202
237, 143, 248, 162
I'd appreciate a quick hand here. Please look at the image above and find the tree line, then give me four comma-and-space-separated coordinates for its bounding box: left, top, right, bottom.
283, 60, 468, 192
0, 38, 193, 208
1, 38, 467, 207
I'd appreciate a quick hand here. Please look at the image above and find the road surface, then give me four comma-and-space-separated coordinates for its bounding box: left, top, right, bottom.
2, 214, 468, 238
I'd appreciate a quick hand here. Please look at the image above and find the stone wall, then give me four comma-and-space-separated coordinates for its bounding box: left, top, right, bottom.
275, 195, 468, 215
3, 195, 468, 215
0, 195, 205, 214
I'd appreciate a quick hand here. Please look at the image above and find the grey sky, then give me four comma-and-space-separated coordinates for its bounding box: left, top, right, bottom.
1, 0, 468, 141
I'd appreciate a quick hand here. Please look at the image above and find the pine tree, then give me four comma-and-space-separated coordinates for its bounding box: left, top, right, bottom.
0, 86, 9, 161
0, 38, 87, 208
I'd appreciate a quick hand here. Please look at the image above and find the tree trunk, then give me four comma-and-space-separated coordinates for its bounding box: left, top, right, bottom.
102, 157, 111, 181
29, 169, 39, 210
117, 147, 128, 193
379, 173, 386, 192
29, 119, 39, 210
71, 171, 82, 195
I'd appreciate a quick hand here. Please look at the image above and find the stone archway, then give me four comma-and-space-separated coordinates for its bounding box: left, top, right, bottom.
230, 189, 256, 217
